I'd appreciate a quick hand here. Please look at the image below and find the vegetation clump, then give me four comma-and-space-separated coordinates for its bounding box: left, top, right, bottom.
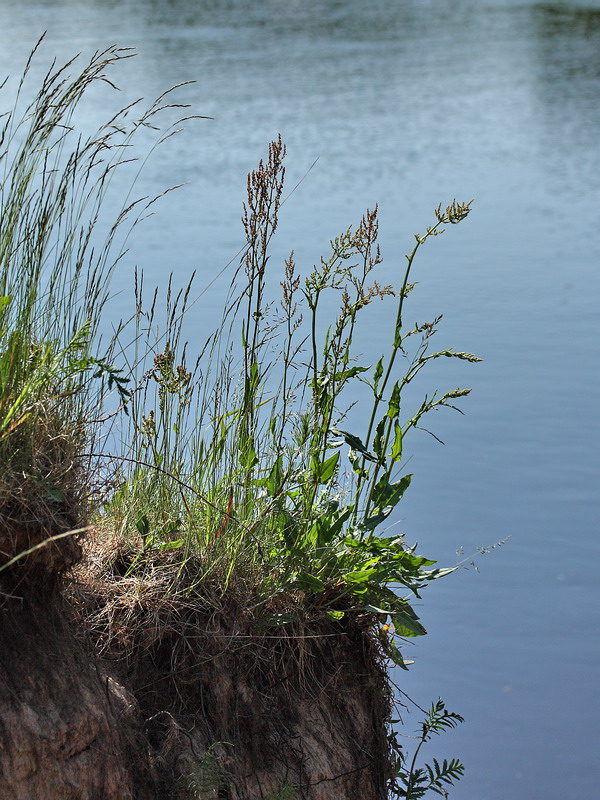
0, 42, 475, 799
0, 39, 169, 581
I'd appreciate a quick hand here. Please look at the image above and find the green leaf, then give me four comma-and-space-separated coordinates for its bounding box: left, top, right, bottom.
280, 517, 300, 551
373, 357, 383, 393
239, 441, 258, 471
303, 505, 352, 549
421, 566, 457, 580
44, 485, 64, 503
325, 610, 345, 621
357, 509, 390, 533
158, 539, 184, 551
332, 365, 369, 382
348, 448, 368, 478
136, 514, 151, 539
266, 456, 284, 496
343, 568, 376, 584
394, 326, 403, 349
387, 636, 412, 671
249, 359, 259, 388
363, 603, 392, 615
396, 550, 436, 570
311, 451, 339, 484
390, 421, 403, 461
372, 417, 386, 460
331, 428, 378, 462
391, 609, 427, 637
293, 572, 326, 592
372, 473, 412, 510
387, 381, 400, 419
297, 520, 317, 549
163, 519, 182, 536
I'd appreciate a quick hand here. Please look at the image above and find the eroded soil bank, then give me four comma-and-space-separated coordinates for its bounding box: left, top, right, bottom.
0, 546, 392, 800
0, 592, 155, 800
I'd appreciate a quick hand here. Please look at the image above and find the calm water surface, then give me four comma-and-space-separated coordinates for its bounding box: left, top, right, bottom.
1, 2, 599, 798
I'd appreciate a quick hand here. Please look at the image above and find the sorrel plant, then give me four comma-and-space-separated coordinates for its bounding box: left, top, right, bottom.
106, 136, 479, 659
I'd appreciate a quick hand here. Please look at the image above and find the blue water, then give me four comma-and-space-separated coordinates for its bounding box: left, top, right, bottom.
1, 2, 599, 798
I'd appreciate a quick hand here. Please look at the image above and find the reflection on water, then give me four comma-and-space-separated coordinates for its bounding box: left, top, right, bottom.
534, 2, 600, 35
1, 2, 599, 799
532, 3, 600, 90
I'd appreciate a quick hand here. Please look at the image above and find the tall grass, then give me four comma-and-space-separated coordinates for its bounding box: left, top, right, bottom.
0, 38, 193, 543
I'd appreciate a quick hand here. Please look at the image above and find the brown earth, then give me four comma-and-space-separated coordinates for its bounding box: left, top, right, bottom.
0, 539, 392, 800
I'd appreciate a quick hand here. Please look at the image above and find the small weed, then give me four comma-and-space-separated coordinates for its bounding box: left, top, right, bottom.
183, 745, 228, 799
268, 783, 298, 800
389, 699, 465, 799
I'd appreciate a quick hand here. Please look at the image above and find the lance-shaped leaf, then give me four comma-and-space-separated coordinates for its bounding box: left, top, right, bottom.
343, 567, 377, 584
372, 417, 386, 461
311, 450, 339, 484
331, 427, 378, 462
332, 365, 369, 382
390, 420, 403, 461
265, 455, 283, 496
373, 357, 384, 394
387, 636, 412, 670
372, 473, 412, 510
308, 505, 353, 548
293, 572, 326, 592
239, 440, 258, 471
391, 607, 427, 637
387, 381, 400, 418
355, 509, 390, 533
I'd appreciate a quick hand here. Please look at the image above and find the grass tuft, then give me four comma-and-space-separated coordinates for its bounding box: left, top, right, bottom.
0, 38, 193, 577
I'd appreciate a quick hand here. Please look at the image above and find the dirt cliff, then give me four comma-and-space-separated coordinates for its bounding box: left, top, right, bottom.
0, 541, 391, 800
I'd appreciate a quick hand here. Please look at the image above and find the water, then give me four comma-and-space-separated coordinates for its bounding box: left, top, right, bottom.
1, 2, 599, 798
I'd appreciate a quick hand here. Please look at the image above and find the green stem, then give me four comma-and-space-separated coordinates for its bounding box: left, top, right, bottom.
353, 221, 444, 524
